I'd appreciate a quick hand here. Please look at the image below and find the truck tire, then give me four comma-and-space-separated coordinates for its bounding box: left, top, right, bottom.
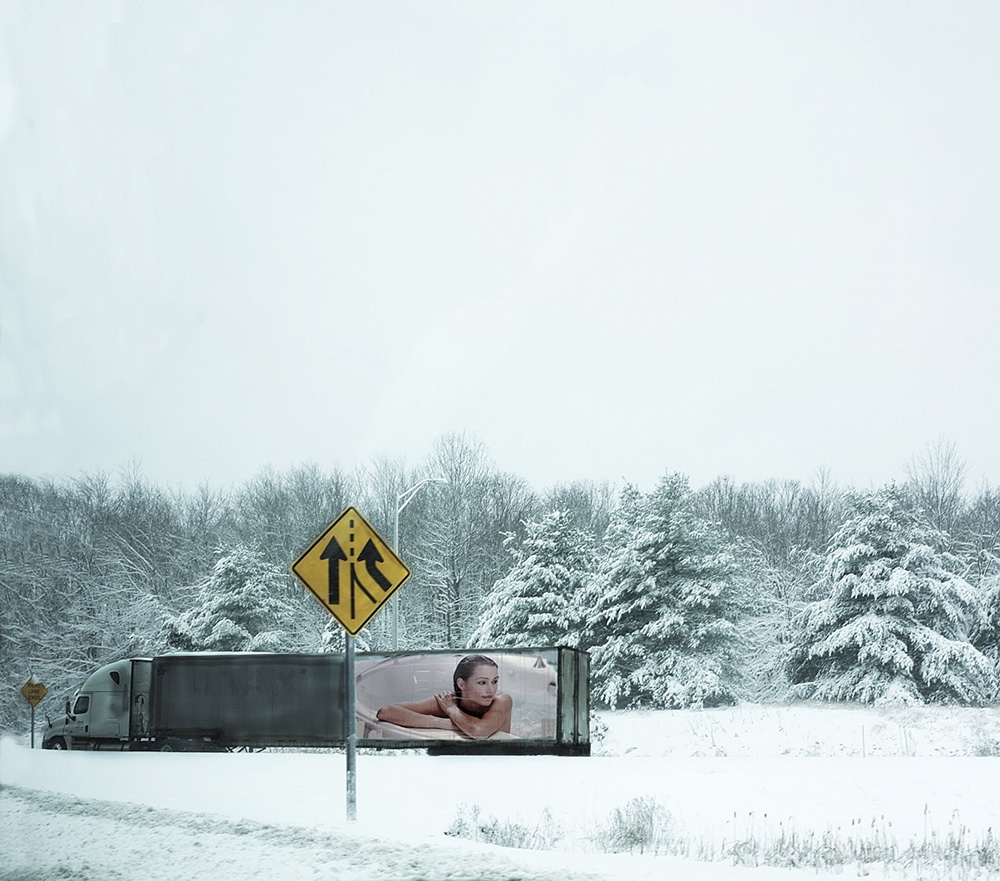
44, 737, 68, 750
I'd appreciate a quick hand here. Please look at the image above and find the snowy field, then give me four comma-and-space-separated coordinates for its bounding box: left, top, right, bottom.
3, 703, 1000, 881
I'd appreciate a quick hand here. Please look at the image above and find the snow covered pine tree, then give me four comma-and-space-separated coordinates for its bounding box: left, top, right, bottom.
789, 485, 995, 705
470, 510, 590, 648
583, 475, 741, 709
163, 545, 298, 653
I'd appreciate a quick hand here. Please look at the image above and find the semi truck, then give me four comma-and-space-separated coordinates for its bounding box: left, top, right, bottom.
41, 647, 590, 755
42, 653, 347, 751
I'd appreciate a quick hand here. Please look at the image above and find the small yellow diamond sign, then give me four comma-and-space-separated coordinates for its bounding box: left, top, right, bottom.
21, 678, 47, 707
292, 506, 411, 637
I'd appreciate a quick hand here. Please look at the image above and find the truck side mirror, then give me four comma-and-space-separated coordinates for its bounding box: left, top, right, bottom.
65, 700, 75, 720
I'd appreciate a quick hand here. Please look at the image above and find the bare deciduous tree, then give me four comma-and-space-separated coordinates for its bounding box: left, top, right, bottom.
904, 438, 969, 539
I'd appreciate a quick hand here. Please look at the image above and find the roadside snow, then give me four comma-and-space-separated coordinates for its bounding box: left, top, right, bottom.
3, 704, 1000, 881
596, 702, 1000, 758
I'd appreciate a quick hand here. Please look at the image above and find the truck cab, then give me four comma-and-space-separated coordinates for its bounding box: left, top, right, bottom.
43, 658, 151, 750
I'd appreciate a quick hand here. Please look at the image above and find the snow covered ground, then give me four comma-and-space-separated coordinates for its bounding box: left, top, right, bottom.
3, 703, 1000, 881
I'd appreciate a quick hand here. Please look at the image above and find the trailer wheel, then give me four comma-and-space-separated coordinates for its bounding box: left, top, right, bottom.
45, 737, 68, 751
159, 741, 185, 752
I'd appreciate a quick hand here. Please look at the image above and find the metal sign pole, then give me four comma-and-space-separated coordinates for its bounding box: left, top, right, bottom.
345, 634, 357, 822
30, 704, 35, 749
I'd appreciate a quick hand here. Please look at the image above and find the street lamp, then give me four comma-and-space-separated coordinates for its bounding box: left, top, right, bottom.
392, 476, 447, 649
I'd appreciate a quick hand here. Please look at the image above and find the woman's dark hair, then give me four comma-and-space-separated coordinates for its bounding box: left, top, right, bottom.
453, 654, 498, 697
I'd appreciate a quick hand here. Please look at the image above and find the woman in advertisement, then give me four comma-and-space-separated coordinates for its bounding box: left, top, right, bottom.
375, 654, 513, 740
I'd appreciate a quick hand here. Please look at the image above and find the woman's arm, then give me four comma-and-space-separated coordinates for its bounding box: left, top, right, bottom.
376, 695, 453, 730
436, 692, 513, 740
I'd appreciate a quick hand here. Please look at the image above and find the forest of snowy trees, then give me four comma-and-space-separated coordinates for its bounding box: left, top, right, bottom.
3, 434, 1000, 731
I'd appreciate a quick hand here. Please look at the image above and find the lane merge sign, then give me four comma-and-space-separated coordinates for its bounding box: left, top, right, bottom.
292, 506, 411, 637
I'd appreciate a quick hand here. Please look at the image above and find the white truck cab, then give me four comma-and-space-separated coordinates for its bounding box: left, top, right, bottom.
43, 658, 151, 750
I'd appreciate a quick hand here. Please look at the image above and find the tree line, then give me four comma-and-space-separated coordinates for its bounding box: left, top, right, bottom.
2, 435, 998, 730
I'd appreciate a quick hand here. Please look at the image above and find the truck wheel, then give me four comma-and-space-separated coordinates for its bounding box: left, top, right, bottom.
159, 741, 184, 752
45, 737, 68, 750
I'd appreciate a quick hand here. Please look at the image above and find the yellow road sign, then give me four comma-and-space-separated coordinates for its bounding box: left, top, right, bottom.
21, 679, 47, 707
292, 506, 411, 637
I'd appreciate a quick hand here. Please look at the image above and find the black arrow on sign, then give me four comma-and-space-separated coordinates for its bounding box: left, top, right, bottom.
357, 539, 393, 592
349, 564, 378, 620
320, 537, 347, 605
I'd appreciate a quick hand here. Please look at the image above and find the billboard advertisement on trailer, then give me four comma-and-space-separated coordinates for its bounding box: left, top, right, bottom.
356, 649, 562, 743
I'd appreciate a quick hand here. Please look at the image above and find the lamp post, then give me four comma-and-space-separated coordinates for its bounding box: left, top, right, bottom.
392, 477, 446, 650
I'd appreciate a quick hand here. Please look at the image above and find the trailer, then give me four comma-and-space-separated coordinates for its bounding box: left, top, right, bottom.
42, 653, 347, 751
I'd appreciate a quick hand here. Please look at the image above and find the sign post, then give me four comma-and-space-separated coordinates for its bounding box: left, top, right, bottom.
292, 506, 411, 822
345, 635, 356, 819
21, 678, 48, 748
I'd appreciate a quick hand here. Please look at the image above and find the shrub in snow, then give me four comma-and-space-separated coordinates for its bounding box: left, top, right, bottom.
469, 510, 590, 648
445, 804, 562, 850
593, 796, 674, 855
583, 475, 742, 709
788, 485, 996, 705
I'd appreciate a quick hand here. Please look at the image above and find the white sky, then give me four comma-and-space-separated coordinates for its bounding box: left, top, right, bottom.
2, 1, 999, 494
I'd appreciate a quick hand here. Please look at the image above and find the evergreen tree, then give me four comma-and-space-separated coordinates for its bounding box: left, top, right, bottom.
164, 545, 299, 652
319, 617, 372, 653
469, 510, 590, 648
583, 475, 741, 709
969, 570, 1000, 700
789, 485, 995, 705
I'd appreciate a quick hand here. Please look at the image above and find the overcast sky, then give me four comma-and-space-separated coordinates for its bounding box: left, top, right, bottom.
2, 1, 998, 496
